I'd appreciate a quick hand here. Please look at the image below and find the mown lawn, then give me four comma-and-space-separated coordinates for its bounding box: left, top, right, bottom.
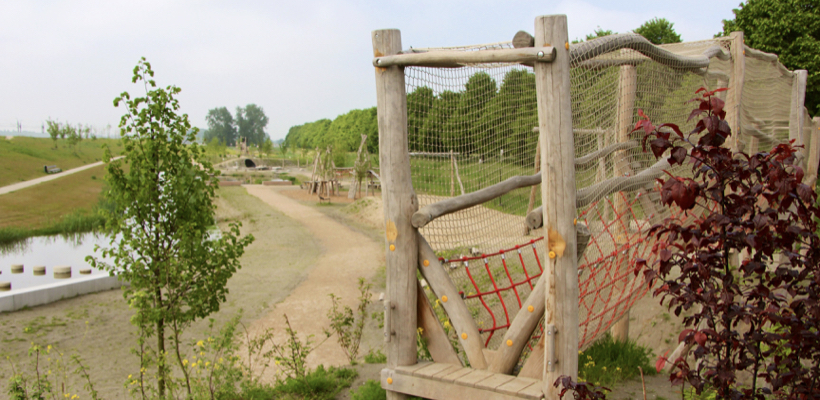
0, 136, 121, 187
0, 164, 106, 230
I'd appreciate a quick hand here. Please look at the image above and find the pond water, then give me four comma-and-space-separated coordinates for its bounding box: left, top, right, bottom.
0, 233, 112, 292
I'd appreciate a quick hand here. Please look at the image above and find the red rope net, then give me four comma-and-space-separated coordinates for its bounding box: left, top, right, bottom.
430, 190, 656, 360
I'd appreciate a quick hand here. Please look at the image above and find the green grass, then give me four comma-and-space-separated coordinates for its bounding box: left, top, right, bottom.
266, 365, 358, 400
0, 136, 121, 187
578, 333, 656, 387
0, 164, 111, 244
363, 349, 386, 364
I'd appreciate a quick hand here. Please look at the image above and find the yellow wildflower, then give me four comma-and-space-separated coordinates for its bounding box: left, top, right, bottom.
196, 340, 204, 347
128, 374, 132, 379
183, 359, 189, 366
602, 366, 606, 371
205, 361, 210, 367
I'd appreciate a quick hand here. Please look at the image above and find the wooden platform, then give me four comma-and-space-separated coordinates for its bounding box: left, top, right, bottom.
381, 362, 544, 400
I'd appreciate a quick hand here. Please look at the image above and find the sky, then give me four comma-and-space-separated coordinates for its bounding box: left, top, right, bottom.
0, 0, 742, 140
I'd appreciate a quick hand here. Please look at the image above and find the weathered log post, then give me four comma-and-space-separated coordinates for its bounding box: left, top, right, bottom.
725, 32, 746, 152
534, 15, 579, 397
373, 29, 418, 400
610, 56, 637, 343
790, 70, 808, 162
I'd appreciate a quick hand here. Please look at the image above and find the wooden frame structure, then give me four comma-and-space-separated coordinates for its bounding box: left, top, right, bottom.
373, 15, 817, 399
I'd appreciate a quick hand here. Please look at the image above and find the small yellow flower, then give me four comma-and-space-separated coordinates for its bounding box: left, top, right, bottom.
218, 358, 224, 363
183, 359, 188, 366
196, 340, 204, 347
64, 395, 69, 399
72, 395, 79, 400
616, 367, 621, 372
191, 363, 197, 368
602, 366, 607, 371
417, 327, 424, 334
205, 361, 210, 367
199, 351, 204, 356
578, 350, 582, 355
128, 374, 132, 379
275, 360, 280, 365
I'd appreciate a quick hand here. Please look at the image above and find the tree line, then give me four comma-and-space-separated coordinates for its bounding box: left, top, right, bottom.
283, 107, 378, 154
203, 104, 269, 147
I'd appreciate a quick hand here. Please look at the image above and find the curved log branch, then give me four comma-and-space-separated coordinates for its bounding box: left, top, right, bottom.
575, 140, 639, 166
570, 33, 713, 70
412, 173, 540, 228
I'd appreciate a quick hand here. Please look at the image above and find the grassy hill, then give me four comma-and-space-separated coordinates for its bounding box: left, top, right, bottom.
0, 136, 122, 187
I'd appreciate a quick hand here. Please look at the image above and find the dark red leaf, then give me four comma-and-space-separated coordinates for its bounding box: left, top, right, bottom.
669, 146, 687, 165
710, 97, 725, 114
679, 328, 694, 343
687, 109, 703, 122
694, 331, 707, 347
655, 350, 670, 372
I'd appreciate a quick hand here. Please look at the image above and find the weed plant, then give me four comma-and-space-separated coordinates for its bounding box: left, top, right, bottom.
326, 278, 372, 364
577, 334, 656, 387
363, 349, 386, 364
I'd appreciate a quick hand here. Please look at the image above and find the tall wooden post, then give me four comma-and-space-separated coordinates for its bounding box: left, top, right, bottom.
373, 29, 418, 400
611, 61, 637, 343
790, 70, 808, 162
534, 15, 578, 397
808, 117, 820, 189
725, 32, 745, 152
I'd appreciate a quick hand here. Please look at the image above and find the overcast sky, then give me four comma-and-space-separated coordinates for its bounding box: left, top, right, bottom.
1, 0, 742, 140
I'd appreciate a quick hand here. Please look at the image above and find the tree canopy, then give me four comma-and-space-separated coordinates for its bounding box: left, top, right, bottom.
204, 104, 269, 146
634, 17, 682, 44
718, 0, 820, 114
284, 108, 378, 154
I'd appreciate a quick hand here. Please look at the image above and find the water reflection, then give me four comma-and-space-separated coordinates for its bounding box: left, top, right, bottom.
0, 233, 113, 292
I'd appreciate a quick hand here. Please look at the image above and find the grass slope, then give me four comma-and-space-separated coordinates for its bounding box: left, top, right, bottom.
0, 136, 121, 187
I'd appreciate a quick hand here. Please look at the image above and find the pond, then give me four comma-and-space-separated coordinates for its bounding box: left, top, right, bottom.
0, 233, 112, 292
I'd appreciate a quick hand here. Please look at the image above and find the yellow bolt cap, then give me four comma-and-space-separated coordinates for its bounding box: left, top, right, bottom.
387, 377, 393, 384
461, 333, 467, 339
442, 295, 448, 303
549, 251, 556, 259
506, 339, 513, 347
565, 42, 569, 50
423, 259, 430, 266
528, 305, 534, 312
574, 218, 577, 225
389, 244, 395, 251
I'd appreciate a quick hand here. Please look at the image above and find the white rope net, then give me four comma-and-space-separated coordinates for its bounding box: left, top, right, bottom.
402, 33, 801, 370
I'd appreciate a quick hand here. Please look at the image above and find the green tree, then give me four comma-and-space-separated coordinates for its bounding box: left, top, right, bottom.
205, 107, 236, 146
89, 58, 254, 398
718, 0, 820, 114
236, 104, 269, 146
634, 17, 682, 44
586, 26, 615, 41
260, 138, 274, 156
46, 119, 60, 148
276, 140, 287, 159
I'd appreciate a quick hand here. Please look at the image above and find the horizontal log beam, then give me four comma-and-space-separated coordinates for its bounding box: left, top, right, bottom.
412, 173, 541, 228
373, 47, 556, 68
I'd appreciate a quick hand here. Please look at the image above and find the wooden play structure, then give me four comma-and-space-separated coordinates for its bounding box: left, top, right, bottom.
373, 14, 819, 400
304, 146, 341, 199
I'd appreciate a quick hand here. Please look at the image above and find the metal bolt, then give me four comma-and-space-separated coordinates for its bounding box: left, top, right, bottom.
537, 51, 545, 57
376, 59, 381, 65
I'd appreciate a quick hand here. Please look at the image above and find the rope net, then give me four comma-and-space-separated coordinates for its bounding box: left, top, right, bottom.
403, 34, 801, 369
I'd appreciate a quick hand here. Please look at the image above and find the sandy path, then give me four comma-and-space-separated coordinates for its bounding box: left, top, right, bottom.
0, 156, 123, 195
243, 185, 384, 373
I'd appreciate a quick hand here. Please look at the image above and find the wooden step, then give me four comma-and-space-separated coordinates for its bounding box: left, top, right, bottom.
382, 361, 544, 400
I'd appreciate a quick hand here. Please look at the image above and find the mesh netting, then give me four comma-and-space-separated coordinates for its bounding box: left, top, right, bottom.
404, 34, 801, 367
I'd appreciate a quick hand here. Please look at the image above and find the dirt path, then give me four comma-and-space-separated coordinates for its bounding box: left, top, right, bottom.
243, 185, 384, 375
0, 156, 123, 196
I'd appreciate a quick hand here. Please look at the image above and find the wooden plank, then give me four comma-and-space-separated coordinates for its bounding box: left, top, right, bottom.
373, 46, 557, 68
418, 282, 462, 366
518, 336, 544, 379
535, 15, 579, 397
430, 364, 463, 381
373, 29, 418, 400
474, 373, 516, 391
454, 369, 495, 387
381, 369, 542, 400
413, 362, 454, 378
417, 235, 488, 369
440, 366, 474, 383
395, 361, 434, 376
496, 377, 541, 397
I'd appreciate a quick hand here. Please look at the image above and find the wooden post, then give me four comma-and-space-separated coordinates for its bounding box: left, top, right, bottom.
373, 29, 418, 400
610, 60, 636, 343
349, 134, 368, 199
725, 32, 745, 153
534, 15, 578, 397
790, 70, 808, 162
808, 117, 820, 189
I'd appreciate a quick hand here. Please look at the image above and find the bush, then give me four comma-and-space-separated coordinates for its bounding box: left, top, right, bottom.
578, 334, 655, 387
350, 380, 386, 400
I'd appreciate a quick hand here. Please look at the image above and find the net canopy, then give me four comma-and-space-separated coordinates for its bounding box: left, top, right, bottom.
401, 32, 805, 369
